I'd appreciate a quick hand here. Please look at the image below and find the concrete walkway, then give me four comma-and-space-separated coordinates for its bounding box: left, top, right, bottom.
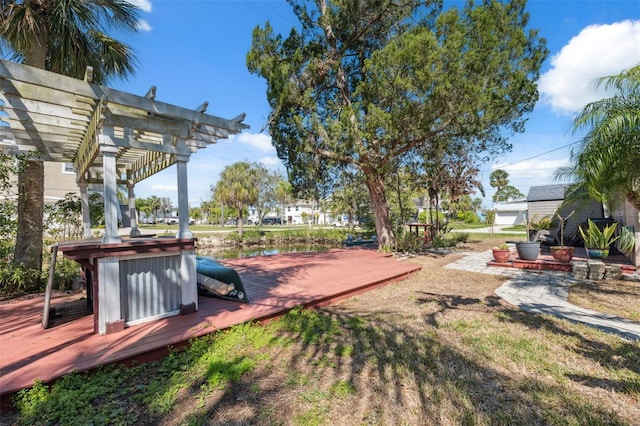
444, 250, 640, 341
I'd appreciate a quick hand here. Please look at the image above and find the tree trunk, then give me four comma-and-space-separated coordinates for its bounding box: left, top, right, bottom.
365, 172, 395, 248
14, 25, 47, 272
14, 160, 44, 271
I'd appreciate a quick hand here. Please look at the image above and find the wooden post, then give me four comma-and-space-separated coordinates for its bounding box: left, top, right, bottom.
42, 244, 59, 329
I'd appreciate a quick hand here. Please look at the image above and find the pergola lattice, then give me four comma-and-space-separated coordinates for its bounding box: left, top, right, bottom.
0, 59, 249, 241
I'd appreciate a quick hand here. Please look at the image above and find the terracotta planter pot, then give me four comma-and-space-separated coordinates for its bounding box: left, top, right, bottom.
550, 246, 574, 263
492, 249, 511, 263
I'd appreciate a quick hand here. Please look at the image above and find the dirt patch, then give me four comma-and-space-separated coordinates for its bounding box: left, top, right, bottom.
568, 279, 640, 321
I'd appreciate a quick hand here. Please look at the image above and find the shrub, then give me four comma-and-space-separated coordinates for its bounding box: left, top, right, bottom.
393, 232, 423, 253
431, 235, 455, 249
52, 258, 82, 291
485, 209, 495, 224
530, 215, 553, 230
450, 232, 470, 244
456, 211, 480, 224
0, 263, 44, 296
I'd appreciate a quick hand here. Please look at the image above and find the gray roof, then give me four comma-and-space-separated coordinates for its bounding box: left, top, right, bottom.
527, 184, 570, 202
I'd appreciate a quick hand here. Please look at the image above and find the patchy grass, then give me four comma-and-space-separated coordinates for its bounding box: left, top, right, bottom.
568, 279, 640, 321
3, 237, 639, 425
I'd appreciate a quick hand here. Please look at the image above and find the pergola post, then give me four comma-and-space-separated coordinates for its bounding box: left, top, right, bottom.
176, 148, 193, 240
128, 181, 141, 237
78, 182, 92, 239
99, 125, 121, 244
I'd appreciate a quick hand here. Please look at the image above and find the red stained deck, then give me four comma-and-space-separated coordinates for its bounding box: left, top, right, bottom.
0, 248, 420, 405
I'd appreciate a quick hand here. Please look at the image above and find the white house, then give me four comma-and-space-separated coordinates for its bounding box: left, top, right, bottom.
493, 199, 528, 225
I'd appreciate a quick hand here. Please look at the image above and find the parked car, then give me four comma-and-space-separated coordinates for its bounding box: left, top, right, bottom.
166, 217, 178, 225
331, 221, 345, 228
262, 217, 282, 225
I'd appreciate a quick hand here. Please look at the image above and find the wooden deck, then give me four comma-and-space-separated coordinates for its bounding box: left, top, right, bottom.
0, 248, 420, 406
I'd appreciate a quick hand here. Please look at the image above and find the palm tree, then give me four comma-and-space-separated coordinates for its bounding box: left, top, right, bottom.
489, 169, 510, 203
212, 162, 259, 238
556, 64, 640, 210
274, 180, 293, 226
1, 0, 140, 271
147, 196, 161, 222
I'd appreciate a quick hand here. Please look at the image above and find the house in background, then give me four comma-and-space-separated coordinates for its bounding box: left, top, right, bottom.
527, 184, 603, 241
44, 162, 80, 202
493, 198, 528, 225
0, 161, 79, 204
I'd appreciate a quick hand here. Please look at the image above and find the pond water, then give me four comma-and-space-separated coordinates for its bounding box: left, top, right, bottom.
197, 244, 335, 260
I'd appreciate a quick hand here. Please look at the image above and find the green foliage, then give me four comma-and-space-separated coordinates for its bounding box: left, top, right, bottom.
224, 228, 350, 246
44, 193, 82, 240
456, 210, 479, 224
0, 262, 44, 296
616, 226, 636, 254
494, 243, 510, 250
14, 367, 142, 426
494, 185, 525, 203
530, 215, 553, 230
89, 193, 105, 227
450, 232, 470, 244
579, 219, 620, 249
280, 306, 342, 345
490, 169, 509, 192
212, 162, 262, 237
0, 200, 17, 241
557, 64, 640, 211
393, 231, 424, 254
248, 0, 547, 246
52, 257, 82, 291
485, 209, 496, 226
418, 209, 447, 224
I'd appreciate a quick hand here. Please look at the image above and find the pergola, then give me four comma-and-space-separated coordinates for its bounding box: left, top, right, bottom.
0, 59, 248, 241
0, 59, 249, 334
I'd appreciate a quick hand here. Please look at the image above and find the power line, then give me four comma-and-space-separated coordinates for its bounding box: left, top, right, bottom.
480, 140, 580, 173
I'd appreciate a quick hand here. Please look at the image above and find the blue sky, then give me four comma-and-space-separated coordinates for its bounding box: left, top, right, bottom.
114, 0, 640, 209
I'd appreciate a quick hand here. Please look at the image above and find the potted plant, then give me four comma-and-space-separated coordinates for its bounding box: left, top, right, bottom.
579, 218, 620, 259
492, 243, 512, 263
616, 226, 636, 255
550, 211, 575, 263
515, 212, 540, 261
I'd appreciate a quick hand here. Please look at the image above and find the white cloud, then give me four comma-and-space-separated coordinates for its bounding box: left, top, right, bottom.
137, 19, 152, 32
486, 158, 571, 199
150, 184, 177, 193
260, 156, 283, 167
538, 20, 640, 115
233, 132, 275, 153
127, 0, 153, 13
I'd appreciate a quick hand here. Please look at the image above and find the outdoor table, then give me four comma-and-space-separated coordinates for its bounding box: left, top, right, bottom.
407, 223, 435, 246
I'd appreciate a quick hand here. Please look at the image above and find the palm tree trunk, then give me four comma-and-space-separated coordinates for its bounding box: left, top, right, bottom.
14, 160, 44, 270
14, 27, 47, 271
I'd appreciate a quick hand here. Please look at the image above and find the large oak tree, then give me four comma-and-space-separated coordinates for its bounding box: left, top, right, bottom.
247, 0, 547, 247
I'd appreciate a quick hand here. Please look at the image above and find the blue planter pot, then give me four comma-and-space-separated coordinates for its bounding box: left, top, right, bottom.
587, 248, 609, 259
